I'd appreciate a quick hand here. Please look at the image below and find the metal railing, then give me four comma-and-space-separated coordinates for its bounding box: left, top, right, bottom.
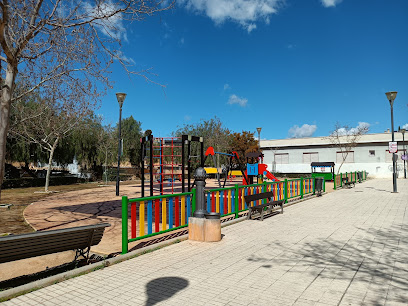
333, 170, 367, 190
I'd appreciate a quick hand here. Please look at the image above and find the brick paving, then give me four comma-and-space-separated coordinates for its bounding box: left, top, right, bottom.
4, 178, 408, 305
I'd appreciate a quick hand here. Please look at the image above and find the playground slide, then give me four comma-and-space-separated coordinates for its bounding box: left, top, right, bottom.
264, 170, 280, 182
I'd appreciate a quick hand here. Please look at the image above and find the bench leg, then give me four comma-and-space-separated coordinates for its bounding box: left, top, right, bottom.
281, 204, 283, 214
247, 208, 252, 220
260, 208, 264, 221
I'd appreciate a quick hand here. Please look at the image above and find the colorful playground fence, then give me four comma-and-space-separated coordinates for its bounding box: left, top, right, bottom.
333, 170, 367, 190
122, 177, 319, 254
122, 190, 195, 253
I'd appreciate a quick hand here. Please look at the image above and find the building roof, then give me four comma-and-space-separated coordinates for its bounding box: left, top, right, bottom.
261, 132, 406, 149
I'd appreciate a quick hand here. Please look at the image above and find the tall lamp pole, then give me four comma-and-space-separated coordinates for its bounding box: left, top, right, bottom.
386, 91, 397, 193
116, 93, 127, 196
256, 127, 262, 163
401, 129, 406, 179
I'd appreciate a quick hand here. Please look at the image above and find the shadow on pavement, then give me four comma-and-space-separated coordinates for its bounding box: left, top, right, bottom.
145, 277, 189, 306
245, 225, 408, 304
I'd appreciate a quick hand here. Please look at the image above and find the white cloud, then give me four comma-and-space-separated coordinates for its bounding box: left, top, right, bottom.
184, 115, 192, 121
113, 50, 135, 64
402, 123, 408, 130
321, 0, 343, 7
223, 83, 231, 90
228, 94, 248, 107
179, 0, 283, 32
288, 124, 317, 138
82, 1, 127, 41
335, 122, 370, 136
247, 23, 257, 33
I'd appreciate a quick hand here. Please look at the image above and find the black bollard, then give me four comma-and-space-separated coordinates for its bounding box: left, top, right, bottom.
193, 167, 208, 218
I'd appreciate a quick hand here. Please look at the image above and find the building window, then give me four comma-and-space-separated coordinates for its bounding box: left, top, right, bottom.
303, 152, 319, 164
369, 150, 375, 157
275, 153, 289, 164
336, 151, 354, 163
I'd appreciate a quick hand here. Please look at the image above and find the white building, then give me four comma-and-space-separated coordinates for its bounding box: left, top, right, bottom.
260, 131, 407, 178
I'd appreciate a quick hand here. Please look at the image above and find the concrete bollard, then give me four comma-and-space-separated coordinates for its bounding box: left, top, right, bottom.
188, 213, 221, 242
188, 217, 205, 241
204, 213, 221, 242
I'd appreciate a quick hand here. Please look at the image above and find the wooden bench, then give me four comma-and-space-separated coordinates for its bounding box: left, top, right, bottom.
244, 191, 284, 221
342, 177, 355, 188
0, 223, 110, 264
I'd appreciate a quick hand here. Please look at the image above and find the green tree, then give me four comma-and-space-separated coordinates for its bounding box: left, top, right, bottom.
173, 116, 230, 167
9, 93, 92, 192
117, 116, 143, 167
229, 131, 259, 166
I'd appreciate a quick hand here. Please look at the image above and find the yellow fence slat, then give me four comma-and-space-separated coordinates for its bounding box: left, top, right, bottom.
139, 201, 145, 237
181, 196, 185, 225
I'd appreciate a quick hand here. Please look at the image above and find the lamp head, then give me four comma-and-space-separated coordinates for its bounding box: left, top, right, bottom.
385, 91, 397, 106
401, 128, 406, 136
256, 127, 262, 134
116, 93, 127, 108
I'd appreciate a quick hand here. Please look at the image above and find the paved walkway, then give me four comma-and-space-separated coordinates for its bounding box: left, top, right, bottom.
4, 179, 408, 305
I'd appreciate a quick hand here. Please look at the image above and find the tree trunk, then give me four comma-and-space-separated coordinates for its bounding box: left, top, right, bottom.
105, 148, 108, 184
45, 136, 60, 192
336, 151, 348, 174
0, 64, 17, 201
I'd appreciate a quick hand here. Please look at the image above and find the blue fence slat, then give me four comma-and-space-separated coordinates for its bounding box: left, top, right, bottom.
186, 196, 191, 223
169, 198, 173, 229
220, 191, 224, 215
147, 200, 152, 234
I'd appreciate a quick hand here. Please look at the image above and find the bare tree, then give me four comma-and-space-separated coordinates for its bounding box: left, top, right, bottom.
97, 124, 116, 184
326, 122, 369, 174
10, 93, 92, 192
0, 0, 174, 198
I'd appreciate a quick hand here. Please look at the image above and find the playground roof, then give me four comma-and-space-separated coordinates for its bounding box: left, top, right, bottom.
311, 162, 335, 167
245, 152, 264, 158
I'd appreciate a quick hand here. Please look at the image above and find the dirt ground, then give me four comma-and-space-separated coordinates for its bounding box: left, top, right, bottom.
0, 182, 126, 235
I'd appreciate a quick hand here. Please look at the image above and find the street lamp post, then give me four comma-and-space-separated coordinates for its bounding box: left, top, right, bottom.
256, 127, 262, 163
116, 93, 127, 196
401, 129, 406, 179
385, 91, 397, 193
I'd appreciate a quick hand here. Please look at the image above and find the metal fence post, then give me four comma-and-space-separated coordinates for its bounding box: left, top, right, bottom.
300, 177, 304, 199
312, 178, 316, 195
333, 174, 336, 190
234, 184, 239, 219
122, 196, 129, 255
192, 188, 196, 215
284, 179, 288, 203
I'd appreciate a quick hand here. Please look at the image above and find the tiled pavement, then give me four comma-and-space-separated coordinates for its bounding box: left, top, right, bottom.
3, 179, 408, 305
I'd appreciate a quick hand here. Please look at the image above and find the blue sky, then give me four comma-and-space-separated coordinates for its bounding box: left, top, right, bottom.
98, 0, 408, 140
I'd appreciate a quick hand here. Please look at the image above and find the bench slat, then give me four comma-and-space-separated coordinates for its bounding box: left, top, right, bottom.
244, 191, 274, 203
0, 234, 105, 263
0, 223, 110, 264
0, 232, 104, 254
0, 229, 105, 248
